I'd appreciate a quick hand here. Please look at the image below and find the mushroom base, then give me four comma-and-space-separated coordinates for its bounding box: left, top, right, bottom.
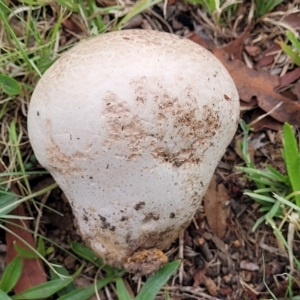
75, 215, 191, 273
124, 248, 168, 277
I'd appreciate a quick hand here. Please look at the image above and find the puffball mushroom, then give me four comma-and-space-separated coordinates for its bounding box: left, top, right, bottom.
28, 29, 239, 274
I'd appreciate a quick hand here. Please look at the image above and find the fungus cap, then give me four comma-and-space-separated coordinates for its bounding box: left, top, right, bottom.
28, 29, 239, 273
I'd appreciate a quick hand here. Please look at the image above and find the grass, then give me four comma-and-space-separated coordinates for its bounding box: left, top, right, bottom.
278, 31, 300, 67
184, 0, 284, 24
0, 236, 180, 299
238, 120, 300, 295
184, 0, 240, 24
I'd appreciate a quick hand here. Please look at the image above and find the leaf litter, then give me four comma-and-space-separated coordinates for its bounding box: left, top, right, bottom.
0, 166, 47, 294
190, 33, 300, 126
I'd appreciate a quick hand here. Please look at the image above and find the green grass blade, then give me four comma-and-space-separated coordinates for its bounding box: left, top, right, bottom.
267, 199, 281, 219
252, 214, 266, 231
244, 192, 276, 203
273, 193, 300, 213
11, 265, 83, 300
116, 278, 133, 300
115, 0, 162, 30
0, 75, 21, 96
237, 166, 283, 181
14, 242, 39, 259
0, 171, 49, 177
279, 41, 300, 67
54, 0, 79, 12
37, 237, 46, 257
135, 260, 180, 300
265, 165, 290, 185
253, 188, 278, 194
50, 264, 77, 297
58, 273, 116, 300
282, 123, 300, 206
0, 290, 13, 300
0, 5, 38, 72
265, 215, 289, 249
0, 193, 19, 216
239, 172, 287, 190
0, 256, 22, 293
9, 121, 32, 194
287, 31, 300, 54
70, 241, 114, 273
0, 183, 57, 216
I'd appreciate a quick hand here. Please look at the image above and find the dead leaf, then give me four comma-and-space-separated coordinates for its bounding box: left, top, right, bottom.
292, 79, 300, 100
250, 108, 282, 132
221, 24, 252, 60
190, 34, 300, 125
193, 268, 206, 286
276, 68, 300, 90
244, 289, 259, 300
0, 165, 47, 294
6, 205, 47, 294
62, 17, 83, 34
184, 230, 193, 247
203, 276, 218, 296
240, 98, 258, 111
256, 44, 281, 68
203, 175, 231, 239
283, 12, 300, 29
219, 286, 232, 296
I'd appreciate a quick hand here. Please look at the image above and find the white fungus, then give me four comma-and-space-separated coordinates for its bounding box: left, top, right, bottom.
28, 30, 239, 274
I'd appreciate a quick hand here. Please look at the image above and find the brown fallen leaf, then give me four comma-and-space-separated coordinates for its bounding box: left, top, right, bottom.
221, 24, 252, 60
244, 289, 259, 300
292, 80, 300, 100
190, 34, 300, 125
276, 68, 300, 90
281, 90, 298, 101
203, 175, 231, 239
250, 108, 282, 132
256, 44, 281, 68
62, 15, 86, 34
184, 230, 193, 247
193, 268, 206, 286
0, 165, 47, 294
219, 286, 232, 296
283, 12, 300, 29
6, 206, 47, 294
240, 98, 258, 111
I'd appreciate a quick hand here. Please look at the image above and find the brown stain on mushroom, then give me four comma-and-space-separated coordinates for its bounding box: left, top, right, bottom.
134, 202, 145, 211
101, 84, 221, 168
130, 76, 148, 104
224, 94, 231, 101
46, 138, 84, 176
44, 119, 86, 176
